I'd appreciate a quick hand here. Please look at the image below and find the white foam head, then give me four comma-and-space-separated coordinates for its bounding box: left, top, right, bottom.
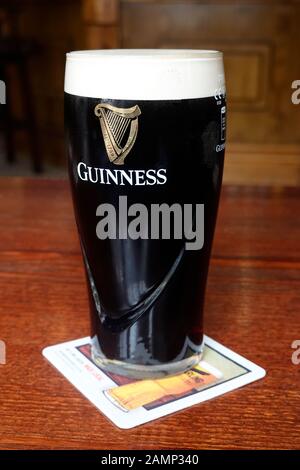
64, 49, 225, 100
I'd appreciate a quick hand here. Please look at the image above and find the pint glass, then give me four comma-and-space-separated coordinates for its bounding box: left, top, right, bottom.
64, 50, 226, 378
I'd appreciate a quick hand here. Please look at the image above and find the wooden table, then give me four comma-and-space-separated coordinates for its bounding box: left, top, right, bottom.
0, 177, 299, 450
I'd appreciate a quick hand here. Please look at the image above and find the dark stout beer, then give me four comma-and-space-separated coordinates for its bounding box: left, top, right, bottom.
65, 50, 226, 377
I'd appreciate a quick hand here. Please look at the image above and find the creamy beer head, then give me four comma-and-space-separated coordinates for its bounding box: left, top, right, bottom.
65, 49, 225, 100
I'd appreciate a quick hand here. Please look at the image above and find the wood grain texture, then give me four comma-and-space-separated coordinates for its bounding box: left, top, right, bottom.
83, 1, 121, 52
83, 0, 120, 25
224, 143, 300, 186
0, 178, 299, 450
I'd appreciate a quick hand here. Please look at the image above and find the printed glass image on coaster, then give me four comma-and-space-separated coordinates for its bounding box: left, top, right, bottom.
43, 336, 265, 429
103, 363, 222, 412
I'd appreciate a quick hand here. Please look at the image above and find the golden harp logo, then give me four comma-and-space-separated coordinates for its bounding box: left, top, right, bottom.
95, 103, 141, 165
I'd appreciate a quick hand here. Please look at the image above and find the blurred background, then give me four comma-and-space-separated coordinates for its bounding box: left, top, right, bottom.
0, 0, 299, 185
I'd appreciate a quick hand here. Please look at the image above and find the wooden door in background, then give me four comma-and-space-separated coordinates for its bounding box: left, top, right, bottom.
84, 0, 300, 185
120, 1, 300, 144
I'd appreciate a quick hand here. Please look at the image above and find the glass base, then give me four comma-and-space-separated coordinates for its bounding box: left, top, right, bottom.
91, 340, 204, 379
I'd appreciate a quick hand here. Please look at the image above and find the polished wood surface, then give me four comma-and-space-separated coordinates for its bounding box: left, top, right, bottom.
0, 177, 299, 450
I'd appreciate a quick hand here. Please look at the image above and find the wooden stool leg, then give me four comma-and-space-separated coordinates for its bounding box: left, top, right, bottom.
0, 66, 16, 164
19, 59, 43, 173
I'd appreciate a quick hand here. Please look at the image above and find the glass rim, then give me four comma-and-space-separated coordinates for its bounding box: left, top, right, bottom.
66, 49, 223, 62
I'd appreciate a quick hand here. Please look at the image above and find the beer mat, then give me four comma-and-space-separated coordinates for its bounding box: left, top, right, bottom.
42, 336, 266, 429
